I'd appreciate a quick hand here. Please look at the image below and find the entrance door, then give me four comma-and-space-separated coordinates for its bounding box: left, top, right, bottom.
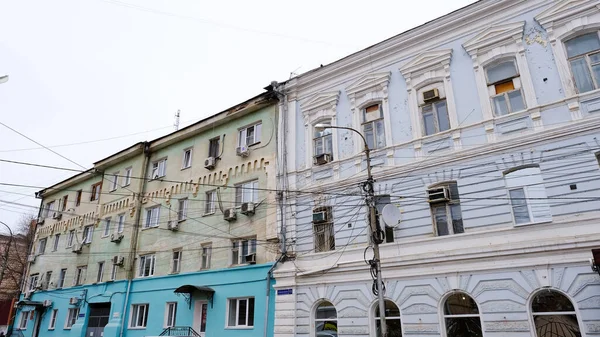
193, 300, 208, 337
86, 303, 111, 337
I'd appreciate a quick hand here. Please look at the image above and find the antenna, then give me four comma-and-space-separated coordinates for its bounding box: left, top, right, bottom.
174, 110, 180, 131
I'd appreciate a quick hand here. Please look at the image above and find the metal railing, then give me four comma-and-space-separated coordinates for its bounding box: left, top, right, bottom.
158, 326, 201, 336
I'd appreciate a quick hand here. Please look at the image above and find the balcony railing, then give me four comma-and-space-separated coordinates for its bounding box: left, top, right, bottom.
159, 326, 201, 336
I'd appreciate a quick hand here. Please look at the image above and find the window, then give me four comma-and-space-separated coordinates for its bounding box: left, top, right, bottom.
49, 309, 58, 329
111, 264, 118, 281
83, 225, 94, 244
315, 301, 337, 337
172, 250, 181, 274
52, 234, 60, 251
65, 308, 79, 329
38, 238, 47, 254
57, 269, 66, 288
44, 201, 55, 218
505, 166, 552, 225
103, 217, 111, 237
67, 230, 75, 247
201, 244, 212, 269
117, 214, 125, 233
130, 304, 149, 328
485, 59, 526, 115
418, 88, 450, 136
238, 123, 262, 148
209, 137, 220, 158
61, 195, 68, 211
565, 32, 600, 93
374, 300, 402, 337
178, 199, 188, 221
313, 122, 333, 160
18, 311, 28, 329
235, 180, 259, 205
231, 238, 256, 265
443, 293, 482, 337
97, 261, 104, 283
124, 167, 132, 186
28, 274, 39, 291
165, 302, 177, 328
313, 207, 335, 252
138, 254, 155, 277
428, 183, 464, 236
151, 159, 167, 179
531, 290, 582, 337
205, 191, 216, 214
144, 207, 160, 228
90, 182, 102, 201
109, 172, 119, 191
361, 104, 385, 149
375, 195, 394, 243
75, 190, 82, 206
44, 271, 52, 290
74, 266, 86, 286
227, 297, 255, 327
182, 149, 193, 169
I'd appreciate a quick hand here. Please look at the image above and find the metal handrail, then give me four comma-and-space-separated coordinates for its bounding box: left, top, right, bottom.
158, 326, 201, 336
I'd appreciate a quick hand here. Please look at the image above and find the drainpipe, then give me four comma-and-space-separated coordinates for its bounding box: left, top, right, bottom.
119, 142, 151, 337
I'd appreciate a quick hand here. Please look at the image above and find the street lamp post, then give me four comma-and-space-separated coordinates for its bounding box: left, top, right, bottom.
314, 124, 387, 337
0, 220, 15, 286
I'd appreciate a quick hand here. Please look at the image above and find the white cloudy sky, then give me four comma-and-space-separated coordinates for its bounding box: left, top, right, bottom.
0, 0, 475, 231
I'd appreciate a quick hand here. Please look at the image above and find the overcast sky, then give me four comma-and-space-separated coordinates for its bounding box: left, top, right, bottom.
0, 0, 475, 232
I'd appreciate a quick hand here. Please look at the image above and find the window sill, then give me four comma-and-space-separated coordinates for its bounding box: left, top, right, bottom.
48, 328, 55, 331
202, 212, 215, 217
141, 226, 159, 231
128, 327, 147, 330
225, 326, 254, 330
109, 189, 117, 193
101, 235, 109, 239
177, 219, 186, 223
513, 220, 552, 227
181, 166, 191, 171
123, 183, 131, 187
248, 141, 261, 148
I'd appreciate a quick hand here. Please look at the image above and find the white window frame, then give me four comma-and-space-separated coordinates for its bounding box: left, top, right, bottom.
227, 297, 255, 328
91, 182, 101, 201
360, 103, 386, 149
123, 167, 132, 186
151, 158, 167, 179
129, 304, 149, 329
177, 198, 188, 221
373, 300, 401, 337
66, 230, 75, 248
182, 148, 193, 169
172, 250, 181, 274
44, 271, 52, 290
238, 122, 262, 148
441, 293, 482, 337
97, 261, 104, 283
484, 59, 527, 116
300, 91, 340, 169
83, 225, 93, 244
164, 302, 177, 328
144, 207, 160, 228
111, 264, 118, 281
38, 238, 47, 255
48, 309, 58, 329
504, 166, 552, 226
110, 171, 119, 191
44, 201, 55, 218
231, 238, 256, 265
19, 311, 28, 330
28, 274, 39, 292
530, 290, 583, 335
314, 301, 337, 337
138, 254, 156, 277
102, 217, 111, 237
313, 206, 335, 253
117, 214, 125, 233
57, 268, 67, 288
65, 308, 79, 329
52, 234, 60, 251
565, 32, 600, 94
428, 183, 464, 237
201, 244, 212, 269
235, 180, 259, 205
74, 266, 86, 286
205, 190, 216, 215
417, 87, 450, 136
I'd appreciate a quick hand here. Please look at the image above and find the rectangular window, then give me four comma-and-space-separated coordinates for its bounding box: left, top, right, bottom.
209, 137, 220, 158
486, 59, 526, 116
65, 308, 79, 329
124, 167, 132, 186
138, 254, 155, 277
61, 195, 68, 211
313, 123, 334, 161
178, 199, 188, 221
313, 207, 335, 252
144, 207, 160, 228
111, 264, 118, 281
19, 311, 28, 329
38, 238, 47, 254
44, 201, 55, 218
231, 238, 256, 265
421, 99, 450, 136
57, 269, 67, 288
201, 244, 212, 269
227, 298, 255, 327
67, 230, 75, 247
83, 225, 94, 244
235, 180, 259, 205
151, 159, 167, 179
182, 149, 193, 169
49, 309, 58, 329
52, 234, 60, 251
28, 274, 39, 291
74, 266, 86, 286
130, 304, 149, 328
205, 191, 216, 214
90, 182, 102, 201
165, 302, 177, 328
509, 188, 530, 224
97, 261, 104, 283
362, 103, 386, 149
44, 271, 52, 289
565, 32, 600, 93
103, 217, 111, 237
75, 190, 82, 207
172, 250, 181, 274
238, 123, 262, 147
428, 183, 464, 236
117, 214, 125, 233
110, 172, 119, 191
505, 166, 552, 225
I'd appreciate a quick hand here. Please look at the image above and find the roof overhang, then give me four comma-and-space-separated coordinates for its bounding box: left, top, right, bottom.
174, 285, 215, 295
16, 300, 44, 308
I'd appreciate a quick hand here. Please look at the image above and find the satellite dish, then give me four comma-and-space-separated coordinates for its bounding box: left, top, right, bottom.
381, 204, 401, 227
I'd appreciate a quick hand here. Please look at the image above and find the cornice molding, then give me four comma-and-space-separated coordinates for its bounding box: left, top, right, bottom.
535, 0, 600, 28
299, 91, 340, 114
462, 21, 525, 56
399, 49, 453, 79
344, 72, 391, 97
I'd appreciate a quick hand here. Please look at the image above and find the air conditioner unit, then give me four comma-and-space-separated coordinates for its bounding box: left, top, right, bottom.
245, 253, 256, 265
23, 292, 32, 300
312, 211, 329, 223
37, 217, 45, 225
236, 146, 250, 157
427, 187, 450, 203
27, 254, 36, 263
72, 243, 83, 254
43, 300, 53, 307
112, 255, 125, 266
204, 157, 216, 170
167, 221, 179, 231
52, 212, 62, 220
313, 153, 332, 166
241, 202, 255, 216
422, 88, 440, 102
110, 233, 124, 243
223, 208, 237, 221
69, 297, 79, 305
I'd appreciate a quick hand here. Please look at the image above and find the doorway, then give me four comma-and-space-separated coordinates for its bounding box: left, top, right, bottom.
85, 303, 111, 337
193, 300, 208, 337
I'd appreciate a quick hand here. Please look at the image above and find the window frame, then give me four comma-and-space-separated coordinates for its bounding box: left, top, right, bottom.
441, 292, 483, 337
205, 190, 216, 215
74, 266, 87, 286
110, 264, 118, 281
530, 289, 583, 336
102, 217, 111, 237
124, 167, 132, 187
209, 137, 220, 158
565, 31, 600, 94
372, 300, 402, 337
61, 195, 68, 211
177, 198, 188, 221
235, 180, 259, 205
18, 311, 29, 330
66, 230, 75, 248
151, 158, 167, 179
52, 234, 60, 251
201, 244, 212, 269
48, 309, 58, 330
75, 190, 82, 206
28, 274, 39, 292
129, 304, 149, 329
419, 92, 450, 136
182, 148, 193, 169
144, 206, 160, 229
313, 300, 337, 337
238, 122, 262, 148
90, 182, 102, 201
231, 238, 257, 265
164, 302, 178, 328
360, 103, 386, 150
484, 59, 526, 116
226, 297, 255, 328
96, 261, 104, 283
44, 201, 55, 218
82, 225, 94, 244
171, 250, 182, 274
428, 182, 464, 237
504, 166, 552, 226
38, 238, 47, 255
109, 171, 119, 191
65, 308, 79, 329
57, 268, 67, 288
117, 214, 125, 233
138, 254, 156, 278
313, 206, 335, 253
312, 121, 334, 160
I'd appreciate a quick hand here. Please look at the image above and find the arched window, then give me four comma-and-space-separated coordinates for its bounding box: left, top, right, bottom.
504, 166, 551, 225
417, 83, 450, 136
564, 32, 600, 94
313, 121, 333, 165
314, 301, 337, 337
374, 300, 402, 337
361, 103, 386, 149
531, 290, 582, 337
484, 58, 526, 115
443, 293, 482, 337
